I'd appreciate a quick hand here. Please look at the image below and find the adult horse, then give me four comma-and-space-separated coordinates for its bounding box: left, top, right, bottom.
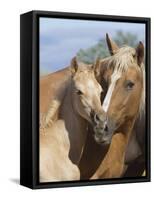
40, 57, 104, 182
90, 35, 145, 179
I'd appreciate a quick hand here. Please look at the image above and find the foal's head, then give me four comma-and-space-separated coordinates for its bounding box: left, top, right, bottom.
70, 57, 104, 125
94, 34, 145, 145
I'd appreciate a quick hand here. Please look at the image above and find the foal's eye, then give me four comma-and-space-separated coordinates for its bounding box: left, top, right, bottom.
76, 90, 83, 95
126, 80, 135, 90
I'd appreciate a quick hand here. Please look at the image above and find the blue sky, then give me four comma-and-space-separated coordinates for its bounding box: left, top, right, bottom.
39, 17, 145, 75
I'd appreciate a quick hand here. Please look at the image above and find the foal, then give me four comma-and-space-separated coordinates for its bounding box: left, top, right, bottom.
40, 58, 104, 182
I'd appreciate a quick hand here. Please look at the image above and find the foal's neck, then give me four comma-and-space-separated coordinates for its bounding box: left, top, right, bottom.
59, 82, 88, 165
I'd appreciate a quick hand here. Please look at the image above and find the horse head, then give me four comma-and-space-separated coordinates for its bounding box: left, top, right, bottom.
70, 57, 105, 126
94, 34, 145, 145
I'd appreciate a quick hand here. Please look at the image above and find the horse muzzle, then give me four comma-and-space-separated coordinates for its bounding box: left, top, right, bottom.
93, 118, 115, 145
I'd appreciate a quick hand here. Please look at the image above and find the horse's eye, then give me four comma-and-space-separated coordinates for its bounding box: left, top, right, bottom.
76, 90, 83, 95
126, 80, 135, 90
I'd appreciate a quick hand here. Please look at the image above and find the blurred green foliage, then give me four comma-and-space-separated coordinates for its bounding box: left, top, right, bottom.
77, 31, 139, 64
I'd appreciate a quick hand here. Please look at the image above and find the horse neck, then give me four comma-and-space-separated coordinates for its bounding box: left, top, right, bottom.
59, 81, 88, 165
114, 116, 138, 158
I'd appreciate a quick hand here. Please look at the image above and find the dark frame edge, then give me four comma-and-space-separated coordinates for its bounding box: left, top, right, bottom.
21, 10, 151, 22
145, 17, 151, 182
20, 11, 34, 189
33, 176, 150, 190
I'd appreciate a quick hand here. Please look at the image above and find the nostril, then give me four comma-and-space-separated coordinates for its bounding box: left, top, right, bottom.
90, 110, 95, 119
95, 114, 99, 122
104, 124, 108, 132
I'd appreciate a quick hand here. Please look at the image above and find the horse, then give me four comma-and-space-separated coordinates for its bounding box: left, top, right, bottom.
78, 34, 145, 179
40, 57, 104, 182
90, 34, 145, 179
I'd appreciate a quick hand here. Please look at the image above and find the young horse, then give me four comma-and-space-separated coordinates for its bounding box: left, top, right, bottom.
91, 35, 145, 179
40, 57, 104, 182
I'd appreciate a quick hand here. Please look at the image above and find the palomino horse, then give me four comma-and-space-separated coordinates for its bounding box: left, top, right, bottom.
79, 34, 145, 179
90, 35, 145, 179
40, 57, 104, 182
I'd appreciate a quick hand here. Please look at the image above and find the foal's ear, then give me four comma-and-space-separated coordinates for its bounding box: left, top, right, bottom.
70, 57, 78, 74
136, 41, 144, 66
106, 33, 119, 55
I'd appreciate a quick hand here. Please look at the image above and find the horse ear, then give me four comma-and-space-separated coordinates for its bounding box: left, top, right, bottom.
106, 33, 119, 55
70, 57, 78, 73
136, 41, 144, 66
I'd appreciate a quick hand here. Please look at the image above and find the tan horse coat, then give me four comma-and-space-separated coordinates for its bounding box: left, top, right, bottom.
40, 59, 103, 182
40, 120, 80, 182
40, 67, 71, 127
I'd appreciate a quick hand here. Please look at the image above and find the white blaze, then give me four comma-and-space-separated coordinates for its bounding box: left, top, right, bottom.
102, 71, 121, 112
